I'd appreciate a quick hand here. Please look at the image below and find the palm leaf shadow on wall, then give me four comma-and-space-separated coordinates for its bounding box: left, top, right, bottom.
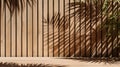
44, 0, 120, 58
0, 0, 34, 14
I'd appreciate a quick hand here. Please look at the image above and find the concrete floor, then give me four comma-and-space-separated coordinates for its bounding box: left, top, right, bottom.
0, 57, 120, 67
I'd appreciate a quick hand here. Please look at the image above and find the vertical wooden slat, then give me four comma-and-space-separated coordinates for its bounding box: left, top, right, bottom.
21, 0, 23, 57
42, 0, 44, 57
4, 1, 6, 57
47, 0, 49, 57
26, 0, 28, 57
32, 0, 34, 57
117, 1, 119, 57
10, 0, 12, 57
63, 0, 65, 57
111, 0, 114, 57
100, 0, 103, 58
15, 2, 17, 57
74, 0, 76, 57
58, 0, 60, 57
69, 0, 71, 57
90, 0, 92, 57
37, 0, 39, 57
79, 0, 81, 57
95, 0, 98, 57
0, 0, 1, 57
106, 0, 108, 58
85, 0, 87, 57
53, 0, 55, 57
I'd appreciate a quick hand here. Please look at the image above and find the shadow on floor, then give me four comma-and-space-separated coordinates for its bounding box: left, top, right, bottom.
0, 62, 66, 67
59, 57, 120, 64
